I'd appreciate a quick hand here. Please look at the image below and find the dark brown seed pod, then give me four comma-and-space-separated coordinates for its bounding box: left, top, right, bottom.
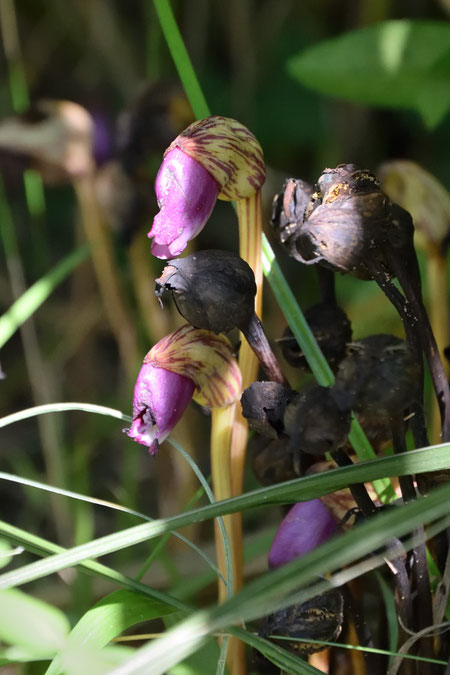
283, 385, 352, 459
241, 381, 298, 440
156, 250, 256, 333
295, 164, 391, 279
279, 302, 352, 371
271, 178, 315, 259
260, 589, 344, 657
251, 436, 298, 485
333, 334, 420, 423
156, 251, 289, 385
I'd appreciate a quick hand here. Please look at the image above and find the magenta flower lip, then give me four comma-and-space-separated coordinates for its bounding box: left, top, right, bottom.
124, 362, 195, 454
268, 499, 337, 569
148, 147, 220, 259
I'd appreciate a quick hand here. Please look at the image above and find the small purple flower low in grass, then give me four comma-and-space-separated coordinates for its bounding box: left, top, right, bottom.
124, 362, 195, 455
268, 499, 337, 569
148, 147, 220, 259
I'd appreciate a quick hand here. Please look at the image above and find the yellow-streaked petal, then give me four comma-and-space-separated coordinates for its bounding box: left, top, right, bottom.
145, 324, 241, 408
166, 116, 265, 201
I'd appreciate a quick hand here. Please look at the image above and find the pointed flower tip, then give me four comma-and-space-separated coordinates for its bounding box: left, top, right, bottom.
147, 147, 220, 259
268, 499, 337, 569
124, 362, 195, 454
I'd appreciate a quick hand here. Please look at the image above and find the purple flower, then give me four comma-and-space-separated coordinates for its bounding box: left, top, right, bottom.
147, 147, 220, 259
124, 362, 195, 454
268, 499, 337, 569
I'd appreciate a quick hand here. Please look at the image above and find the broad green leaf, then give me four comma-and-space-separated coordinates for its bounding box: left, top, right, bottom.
46, 590, 176, 675
54, 644, 133, 675
287, 20, 450, 128
0, 588, 70, 657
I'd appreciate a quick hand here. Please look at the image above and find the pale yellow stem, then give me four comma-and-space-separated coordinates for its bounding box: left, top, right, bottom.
231, 190, 263, 496
228, 190, 263, 675
428, 252, 450, 444
210, 405, 235, 601
74, 175, 138, 378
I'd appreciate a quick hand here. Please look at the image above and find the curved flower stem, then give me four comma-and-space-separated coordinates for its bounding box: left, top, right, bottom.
242, 313, 289, 386
228, 190, 264, 675
390, 419, 434, 672
74, 175, 139, 378
211, 405, 242, 673
231, 190, 263, 497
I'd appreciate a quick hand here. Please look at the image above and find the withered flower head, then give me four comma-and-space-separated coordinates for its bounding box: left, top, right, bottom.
333, 334, 420, 422
271, 178, 315, 258
260, 590, 344, 657
295, 163, 391, 279
155, 250, 256, 333
283, 385, 352, 459
279, 302, 352, 371
0, 100, 94, 183
241, 381, 298, 439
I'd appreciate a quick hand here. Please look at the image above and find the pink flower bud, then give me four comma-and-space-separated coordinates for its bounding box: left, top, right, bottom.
268, 499, 337, 569
147, 147, 220, 259
124, 362, 195, 454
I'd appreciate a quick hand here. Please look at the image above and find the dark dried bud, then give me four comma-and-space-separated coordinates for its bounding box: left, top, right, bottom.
271, 178, 314, 257
155, 250, 256, 333
283, 385, 352, 459
241, 381, 298, 439
295, 164, 391, 279
260, 590, 344, 657
279, 302, 352, 371
334, 334, 420, 423
251, 436, 298, 485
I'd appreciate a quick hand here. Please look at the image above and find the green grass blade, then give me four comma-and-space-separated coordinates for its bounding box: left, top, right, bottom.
152, 0, 210, 120
0, 403, 131, 428
0, 245, 90, 349
0, 470, 222, 583
261, 233, 396, 500
106, 492, 450, 674
0, 520, 189, 613
0, 447, 449, 590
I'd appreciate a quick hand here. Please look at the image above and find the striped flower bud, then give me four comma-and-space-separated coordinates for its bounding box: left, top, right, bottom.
148, 116, 265, 258
124, 324, 241, 453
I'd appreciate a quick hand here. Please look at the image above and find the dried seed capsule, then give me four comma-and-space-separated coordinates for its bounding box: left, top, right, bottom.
283, 385, 352, 459
295, 164, 391, 279
271, 178, 315, 258
155, 250, 256, 333
260, 589, 344, 657
333, 334, 420, 422
156, 251, 289, 385
241, 381, 298, 439
279, 302, 352, 371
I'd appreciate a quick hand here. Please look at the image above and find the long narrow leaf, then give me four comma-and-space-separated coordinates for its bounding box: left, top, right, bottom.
108, 488, 450, 674
0, 446, 449, 590
0, 245, 90, 349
